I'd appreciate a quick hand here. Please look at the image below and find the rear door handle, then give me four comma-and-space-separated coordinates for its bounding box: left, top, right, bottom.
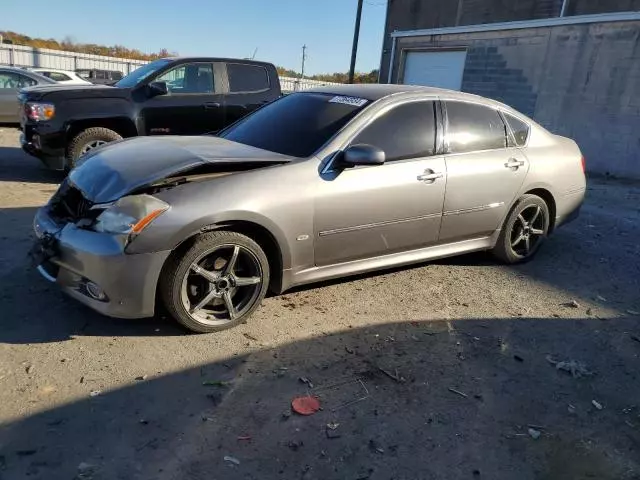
417, 171, 443, 182
504, 158, 525, 168
204, 102, 221, 109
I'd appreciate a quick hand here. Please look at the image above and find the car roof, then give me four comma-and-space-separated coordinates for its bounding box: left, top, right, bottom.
0, 65, 31, 73
0, 66, 56, 81
304, 83, 511, 110
161, 57, 276, 68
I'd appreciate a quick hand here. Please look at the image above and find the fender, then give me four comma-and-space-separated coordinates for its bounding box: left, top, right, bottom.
168, 210, 294, 271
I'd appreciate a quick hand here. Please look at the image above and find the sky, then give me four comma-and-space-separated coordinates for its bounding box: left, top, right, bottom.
1, 0, 388, 75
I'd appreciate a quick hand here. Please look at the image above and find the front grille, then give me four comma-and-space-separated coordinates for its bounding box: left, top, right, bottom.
49, 182, 95, 223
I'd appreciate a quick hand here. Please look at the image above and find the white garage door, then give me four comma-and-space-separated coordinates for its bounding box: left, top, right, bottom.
402, 50, 467, 90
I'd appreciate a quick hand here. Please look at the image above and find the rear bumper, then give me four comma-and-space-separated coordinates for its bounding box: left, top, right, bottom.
555, 187, 585, 229
33, 207, 171, 319
21, 123, 66, 170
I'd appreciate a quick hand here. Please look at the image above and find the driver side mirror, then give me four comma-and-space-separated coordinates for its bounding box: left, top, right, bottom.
148, 81, 168, 97
341, 144, 385, 167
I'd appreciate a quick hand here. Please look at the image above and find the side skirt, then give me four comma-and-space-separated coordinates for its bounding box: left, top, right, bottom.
281, 230, 501, 292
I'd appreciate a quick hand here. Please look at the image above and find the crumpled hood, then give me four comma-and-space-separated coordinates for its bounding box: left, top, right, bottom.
68, 136, 293, 203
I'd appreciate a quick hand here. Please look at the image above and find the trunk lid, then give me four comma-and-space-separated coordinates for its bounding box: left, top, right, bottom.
68, 136, 293, 203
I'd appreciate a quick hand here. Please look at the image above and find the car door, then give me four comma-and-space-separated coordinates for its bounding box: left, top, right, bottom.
224, 62, 274, 125
314, 100, 447, 266
0, 71, 36, 122
140, 62, 226, 136
438, 100, 529, 242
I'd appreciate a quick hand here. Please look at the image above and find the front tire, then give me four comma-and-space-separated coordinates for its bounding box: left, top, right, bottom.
160, 231, 270, 333
492, 194, 550, 264
67, 127, 122, 169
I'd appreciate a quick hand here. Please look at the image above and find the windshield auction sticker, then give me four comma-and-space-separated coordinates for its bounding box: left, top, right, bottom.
328, 96, 369, 107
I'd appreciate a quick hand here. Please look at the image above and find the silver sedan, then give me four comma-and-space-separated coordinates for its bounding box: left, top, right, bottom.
31, 84, 586, 333
0, 66, 55, 122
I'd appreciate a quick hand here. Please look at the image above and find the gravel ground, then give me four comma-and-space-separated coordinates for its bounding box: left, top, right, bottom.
0, 126, 639, 480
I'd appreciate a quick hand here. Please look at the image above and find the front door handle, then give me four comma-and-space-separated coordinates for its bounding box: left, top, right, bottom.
204, 102, 221, 109
504, 158, 525, 169
417, 171, 444, 183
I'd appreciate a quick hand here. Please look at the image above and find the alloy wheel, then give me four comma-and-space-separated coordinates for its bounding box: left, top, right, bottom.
80, 140, 107, 154
509, 204, 546, 258
180, 244, 263, 326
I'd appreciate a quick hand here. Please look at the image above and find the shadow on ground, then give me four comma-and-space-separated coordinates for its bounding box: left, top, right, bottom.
1, 317, 639, 480
0, 147, 62, 184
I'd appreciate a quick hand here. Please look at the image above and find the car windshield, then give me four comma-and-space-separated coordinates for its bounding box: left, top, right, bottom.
114, 59, 173, 88
219, 92, 370, 157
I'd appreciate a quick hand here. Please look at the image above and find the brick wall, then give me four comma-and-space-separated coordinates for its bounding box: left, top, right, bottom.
391, 21, 640, 177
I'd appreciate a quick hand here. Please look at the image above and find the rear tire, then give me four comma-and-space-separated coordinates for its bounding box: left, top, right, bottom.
492, 194, 550, 264
67, 127, 122, 169
160, 231, 270, 334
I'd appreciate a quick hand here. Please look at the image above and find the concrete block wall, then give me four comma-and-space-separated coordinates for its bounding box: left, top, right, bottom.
391, 20, 640, 178
380, 0, 640, 90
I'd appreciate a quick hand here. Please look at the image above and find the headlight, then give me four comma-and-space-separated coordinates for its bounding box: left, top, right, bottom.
93, 194, 169, 235
25, 102, 55, 121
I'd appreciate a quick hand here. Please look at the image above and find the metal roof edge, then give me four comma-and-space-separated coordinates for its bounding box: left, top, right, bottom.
390, 11, 640, 38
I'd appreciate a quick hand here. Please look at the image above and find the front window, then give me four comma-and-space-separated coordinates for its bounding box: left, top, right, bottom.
155, 63, 214, 94
351, 101, 437, 161
219, 92, 370, 157
115, 59, 173, 88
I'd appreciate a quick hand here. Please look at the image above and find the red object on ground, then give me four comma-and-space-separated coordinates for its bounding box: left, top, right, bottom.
291, 395, 321, 415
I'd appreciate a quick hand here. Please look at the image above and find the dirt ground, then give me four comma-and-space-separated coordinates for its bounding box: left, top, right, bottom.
0, 126, 639, 480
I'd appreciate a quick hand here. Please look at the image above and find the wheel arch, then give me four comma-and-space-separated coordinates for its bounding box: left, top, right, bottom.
523, 187, 557, 233
66, 117, 138, 144
164, 218, 288, 295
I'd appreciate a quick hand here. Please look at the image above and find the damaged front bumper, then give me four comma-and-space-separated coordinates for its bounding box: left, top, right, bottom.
32, 207, 171, 319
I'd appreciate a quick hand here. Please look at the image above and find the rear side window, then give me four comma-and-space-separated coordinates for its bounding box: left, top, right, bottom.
95, 71, 106, 80
350, 101, 436, 161
111, 71, 123, 80
227, 63, 270, 93
48, 72, 71, 82
503, 112, 530, 147
0, 73, 37, 89
445, 101, 507, 153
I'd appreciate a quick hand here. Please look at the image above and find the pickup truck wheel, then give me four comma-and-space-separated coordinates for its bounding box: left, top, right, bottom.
67, 127, 122, 169
160, 231, 270, 333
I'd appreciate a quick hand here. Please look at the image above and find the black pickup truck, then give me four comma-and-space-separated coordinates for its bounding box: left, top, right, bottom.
19, 57, 282, 170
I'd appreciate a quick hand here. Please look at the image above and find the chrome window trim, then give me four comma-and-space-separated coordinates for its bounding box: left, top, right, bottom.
442, 202, 505, 216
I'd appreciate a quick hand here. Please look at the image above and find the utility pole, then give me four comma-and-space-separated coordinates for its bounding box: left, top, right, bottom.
455, 0, 464, 26
300, 44, 307, 80
348, 0, 364, 84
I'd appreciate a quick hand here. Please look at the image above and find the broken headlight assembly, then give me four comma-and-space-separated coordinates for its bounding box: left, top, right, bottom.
92, 194, 169, 235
